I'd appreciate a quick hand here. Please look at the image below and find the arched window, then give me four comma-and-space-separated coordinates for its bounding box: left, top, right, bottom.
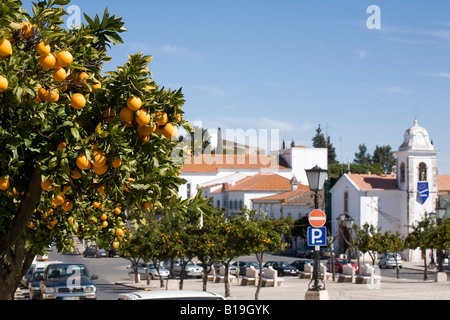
400, 163, 406, 183
418, 162, 427, 181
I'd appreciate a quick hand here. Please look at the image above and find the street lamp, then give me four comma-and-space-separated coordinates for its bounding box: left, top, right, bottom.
305, 165, 328, 300
435, 208, 447, 272
337, 214, 354, 260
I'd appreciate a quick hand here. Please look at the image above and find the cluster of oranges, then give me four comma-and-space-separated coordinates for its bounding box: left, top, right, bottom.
120, 95, 179, 142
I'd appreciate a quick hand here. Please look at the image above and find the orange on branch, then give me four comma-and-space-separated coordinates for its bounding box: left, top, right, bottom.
126, 96, 142, 111
53, 68, 67, 82
92, 164, 108, 175
0, 76, 8, 92
0, 38, 12, 57
156, 111, 168, 126
111, 158, 122, 168
41, 178, 55, 191
76, 154, 92, 170
56, 51, 73, 67
93, 150, 107, 168
161, 123, 178, 140
0, 177, 10, 190
71, 93, 86, 110
39, 53, 57, 70
135, 109, 150, 127
120, 107, 134, 123
37, 41, 51, 56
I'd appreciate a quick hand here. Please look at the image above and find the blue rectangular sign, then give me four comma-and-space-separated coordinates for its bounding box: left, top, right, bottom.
418, 182, 429, 204
307, 227, 327, 247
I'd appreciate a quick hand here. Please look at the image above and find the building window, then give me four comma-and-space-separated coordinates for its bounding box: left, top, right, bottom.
239, 200, 243, 209
217, 200, 221, 207
418, 162, 427, 181
344, 191, 349, 213
234, 200, 238, 211
400, 163, 405, 183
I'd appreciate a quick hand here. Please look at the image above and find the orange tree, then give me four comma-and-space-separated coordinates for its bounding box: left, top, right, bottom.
0, 0, 198, 300
237, 209, 293, 300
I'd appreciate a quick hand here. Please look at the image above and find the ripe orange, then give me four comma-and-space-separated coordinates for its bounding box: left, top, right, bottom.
37, 41, 51, 56
71, 168, 82, 179
156, 111, 168, 126
56, 51, 73, 67
135, 109, 150, 127
97, 185, 105, 194
111, 158, 122, 169
0, 177, 10, 190
20, 22, 35, 39
0, 76, 8, 92
52, 195, 65, 206
137, 124, 156, 136
49, 89, 59, 103
0, 38, 12, 57
161, 123, 178, 140
92, 81, 101, 91
100, 214, 108, 221
57, 142, 67, 152
114, 207, 121, 215
76, 154, 92, 170
92, 164, 108, 175
39, 53, 57, 70
93, 201, 102, 209
62, 200, 73, 212
53, 68, 67, 82
71, 93, 86, 110
78, 72, 89, 82
102, 221, 108, 228
37, 88, 50, 101
41, 178, 55, 191
120, 107, 134, 123
27, 222, 35, 229
113, 242, 119, 249
93, 149, 107, 168
126, 96, 142, 111
115, 228, 124, 236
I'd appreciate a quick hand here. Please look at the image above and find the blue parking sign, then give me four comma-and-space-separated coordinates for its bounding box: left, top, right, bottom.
308, 227, 327, 246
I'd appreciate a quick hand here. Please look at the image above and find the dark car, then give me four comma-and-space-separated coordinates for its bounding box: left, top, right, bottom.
297, 246, 334, 259
290, 259, 315, 272
39, 263, 98, 300
327, 258, 359, 274
263, 261, 299, 276
83, 245, 107, 258
28, 270, 44, 300
231, 261, 264, 276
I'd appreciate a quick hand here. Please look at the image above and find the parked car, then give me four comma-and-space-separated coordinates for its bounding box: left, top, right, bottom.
290, 259, 315, 272
231, 261, 264, 276
297, 246, 334, 259
83, 245, 107, 258
39, 263, 98, 300
379, 253, 403, 269
297, 246, 314, 258
163, 259, 203, 278
263, 261, 299, 276
117, 290, 225, 300
28, 270, 44, 300
327, 258, 359, 273
128, 262, 170, 280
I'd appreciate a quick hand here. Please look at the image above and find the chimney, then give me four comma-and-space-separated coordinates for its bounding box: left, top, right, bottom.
290, 176, 298, 191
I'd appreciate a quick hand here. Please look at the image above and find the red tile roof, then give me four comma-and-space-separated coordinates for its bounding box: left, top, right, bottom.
222, 173, 292, 192
181, 155, 289, 173
438, 175, 450, 191
252, 186, 311, 201
346, 173, 398, 190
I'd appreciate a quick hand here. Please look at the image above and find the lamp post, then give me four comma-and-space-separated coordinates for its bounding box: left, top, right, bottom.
337, 214, 354, 260
304, 165, 328, 300
435, 208, 447, 273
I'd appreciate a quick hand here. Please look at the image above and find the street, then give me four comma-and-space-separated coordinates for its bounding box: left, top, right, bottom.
16, 246, 437, 300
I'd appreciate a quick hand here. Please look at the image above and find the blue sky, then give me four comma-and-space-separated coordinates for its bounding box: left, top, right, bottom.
25, 0, 450, 173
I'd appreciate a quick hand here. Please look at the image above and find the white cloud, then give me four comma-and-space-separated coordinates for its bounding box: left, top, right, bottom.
381, 86, 414, 95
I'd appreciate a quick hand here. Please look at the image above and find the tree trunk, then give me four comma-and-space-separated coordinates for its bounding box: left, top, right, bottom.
423, 249, 428, 281
224, 261, 231, 298
255, 253, 264, 301
0, 168, 42, 300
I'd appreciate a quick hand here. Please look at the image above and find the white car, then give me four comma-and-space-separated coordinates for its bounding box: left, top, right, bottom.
379, 253, 403, 269
117, 290, 225, 300
163, 259, 203, 278
128, 262, 170, 280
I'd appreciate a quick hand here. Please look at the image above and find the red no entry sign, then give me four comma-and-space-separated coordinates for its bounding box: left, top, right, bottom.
309, 209, 326, 228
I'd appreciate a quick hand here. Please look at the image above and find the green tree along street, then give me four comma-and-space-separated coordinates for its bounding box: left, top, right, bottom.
0, 0, 204, 300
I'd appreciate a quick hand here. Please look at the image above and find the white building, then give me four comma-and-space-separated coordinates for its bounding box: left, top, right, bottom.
179, 146, 328, 206
330, 121, 449, 262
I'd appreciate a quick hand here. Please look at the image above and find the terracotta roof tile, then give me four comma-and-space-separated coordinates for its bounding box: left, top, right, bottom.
438, 175, 450, 191
252, 186, 311, 201
225, 173, 292, 192
346, 173, 398, 190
